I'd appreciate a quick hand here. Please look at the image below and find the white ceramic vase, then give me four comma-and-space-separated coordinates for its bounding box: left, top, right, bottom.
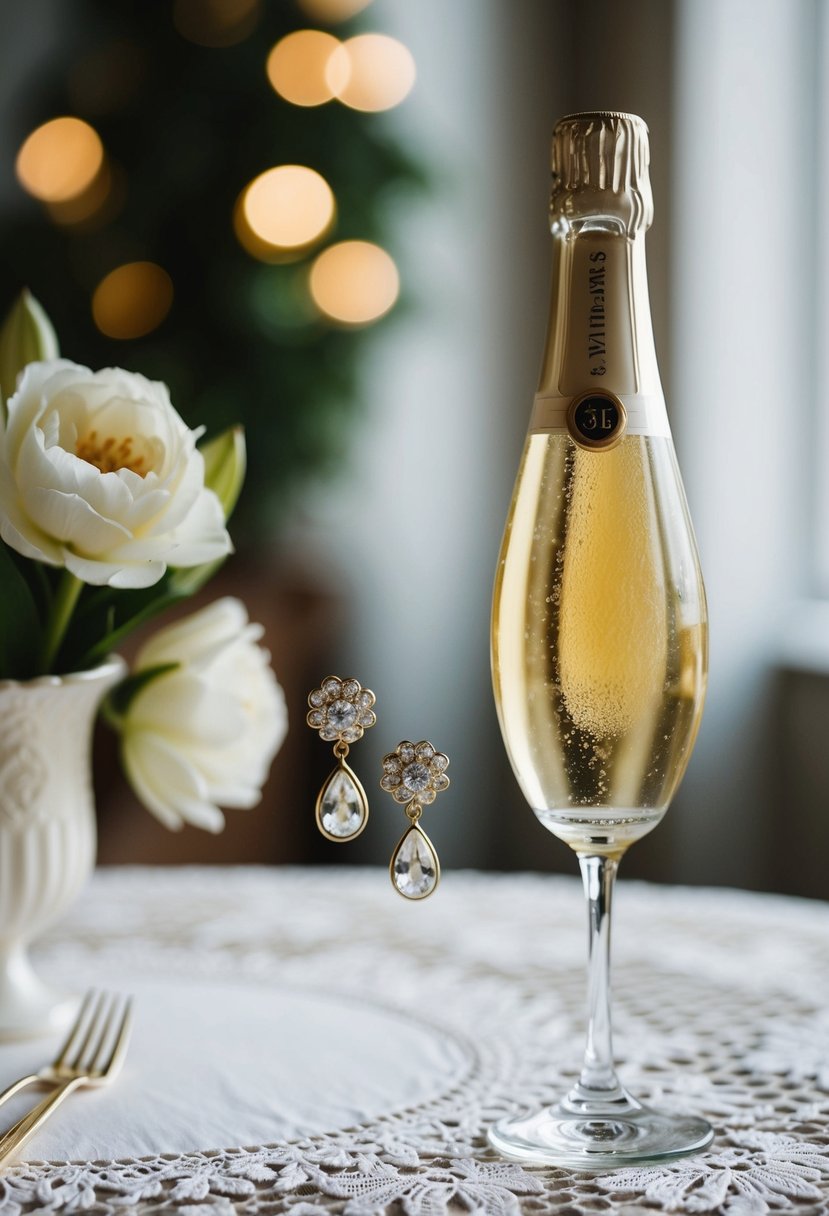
0, 657, 126, 1038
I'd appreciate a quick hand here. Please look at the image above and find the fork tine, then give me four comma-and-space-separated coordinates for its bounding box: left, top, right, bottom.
53, 990, 96, 1070
83, 993, 122, 1076
99, 998, 133, 1080
67, 991, 109, 1072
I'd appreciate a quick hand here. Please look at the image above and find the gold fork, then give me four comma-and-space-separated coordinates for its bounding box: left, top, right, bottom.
0, 991, 103, 1107
0, 990, 132, 1165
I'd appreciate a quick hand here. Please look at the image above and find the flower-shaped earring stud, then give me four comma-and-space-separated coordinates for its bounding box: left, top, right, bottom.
307, 676, 376, 842
380, 740, 450, 900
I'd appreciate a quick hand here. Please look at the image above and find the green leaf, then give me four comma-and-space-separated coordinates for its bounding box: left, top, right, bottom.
106, 662, 179, 720
75, 584, 189, 670
0, 290, 59, 412
166, 556, 225, 598
200, 425, 246, 520
0, 543, 42, 678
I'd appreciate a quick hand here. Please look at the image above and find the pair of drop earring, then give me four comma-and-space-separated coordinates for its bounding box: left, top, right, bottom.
306, 676, 450, 901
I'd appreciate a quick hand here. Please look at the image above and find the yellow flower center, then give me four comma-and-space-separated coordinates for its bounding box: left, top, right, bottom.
75, 429, 149, 476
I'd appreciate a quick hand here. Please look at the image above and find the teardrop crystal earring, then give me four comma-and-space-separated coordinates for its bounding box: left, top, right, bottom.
307, 676, 377, 842
380, 740, 450, 900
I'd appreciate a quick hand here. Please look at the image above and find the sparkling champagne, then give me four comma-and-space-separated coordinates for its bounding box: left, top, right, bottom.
491, 114, 707, 858
488, 114, 713, 1170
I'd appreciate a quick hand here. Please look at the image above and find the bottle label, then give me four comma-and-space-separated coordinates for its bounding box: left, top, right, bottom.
566, 391, 627, 450
531, 232, 671, 439
529, 390, 670, 437
561, 237, 636, 393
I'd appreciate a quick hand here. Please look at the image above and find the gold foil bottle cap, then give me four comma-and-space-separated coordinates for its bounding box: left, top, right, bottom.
551, 111, 653, 232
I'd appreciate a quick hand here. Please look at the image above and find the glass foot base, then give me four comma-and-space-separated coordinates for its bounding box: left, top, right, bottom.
488, 1092, 714, 1169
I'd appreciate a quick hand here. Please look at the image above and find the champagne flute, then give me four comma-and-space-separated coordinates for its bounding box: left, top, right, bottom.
488, 111, 713, 1167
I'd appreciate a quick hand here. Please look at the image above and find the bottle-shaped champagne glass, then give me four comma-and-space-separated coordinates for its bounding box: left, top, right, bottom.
490, 111, 712, 1166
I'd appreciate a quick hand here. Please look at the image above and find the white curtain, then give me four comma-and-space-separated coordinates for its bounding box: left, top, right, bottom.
670, 0, 815, 887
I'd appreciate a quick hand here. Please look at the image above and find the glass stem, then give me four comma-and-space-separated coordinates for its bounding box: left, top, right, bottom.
576, 853, 622, 1097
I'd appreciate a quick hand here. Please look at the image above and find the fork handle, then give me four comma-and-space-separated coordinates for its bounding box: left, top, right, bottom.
0, 1075, 41, 1110
0, 1076, 85, 1165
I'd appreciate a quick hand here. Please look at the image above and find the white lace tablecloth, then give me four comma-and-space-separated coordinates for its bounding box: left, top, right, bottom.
2, 866, 829, 1215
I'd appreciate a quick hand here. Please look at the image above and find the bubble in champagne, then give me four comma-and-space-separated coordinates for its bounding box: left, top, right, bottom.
557, 441, 667, 738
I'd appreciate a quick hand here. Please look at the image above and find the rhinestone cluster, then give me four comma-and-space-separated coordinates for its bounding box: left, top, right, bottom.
381, 740, 450, 807
307, 676, 376, 744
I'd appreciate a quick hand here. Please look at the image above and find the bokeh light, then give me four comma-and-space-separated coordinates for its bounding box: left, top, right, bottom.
174, 0, 261, 48
297, 0, 372, 21
236, 165, 335, 260
309, 240, 399, 325
47, 158, 114, 228
92, 262, 174, 339
16, 118, 104, 204
266, 31, 340, 107
327, 34, 416, 112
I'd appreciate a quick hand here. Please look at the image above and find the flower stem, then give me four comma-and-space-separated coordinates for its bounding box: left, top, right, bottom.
39, 571, 83, 674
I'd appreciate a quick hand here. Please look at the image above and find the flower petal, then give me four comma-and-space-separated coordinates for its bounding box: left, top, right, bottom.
121, 731, 225, 833
22, 488, 132, 552
136, 598, 250, 668
63, 549, 166, 588
155, 487, 231, 567
131, 673, 248, 747
4, 359, 82, 466
0, 462, 63, 563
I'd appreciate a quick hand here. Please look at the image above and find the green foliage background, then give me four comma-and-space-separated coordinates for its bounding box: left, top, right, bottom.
0, 0, 426, 536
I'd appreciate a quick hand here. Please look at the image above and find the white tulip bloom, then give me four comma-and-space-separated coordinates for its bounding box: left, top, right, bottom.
0, 359, 231, 588
121, 598, 288, 832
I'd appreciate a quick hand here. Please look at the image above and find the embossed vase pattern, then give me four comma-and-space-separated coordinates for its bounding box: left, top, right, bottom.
0, 658, 125, 1037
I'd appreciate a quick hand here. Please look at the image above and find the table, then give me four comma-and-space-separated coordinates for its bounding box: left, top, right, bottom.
1, 866, 828, 1215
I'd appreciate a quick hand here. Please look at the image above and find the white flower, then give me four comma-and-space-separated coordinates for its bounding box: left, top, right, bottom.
120, 598, 287, 831
0, 359, 231, 588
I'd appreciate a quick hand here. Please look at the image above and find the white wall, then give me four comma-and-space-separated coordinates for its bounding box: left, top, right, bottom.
670, 0, 814, 886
